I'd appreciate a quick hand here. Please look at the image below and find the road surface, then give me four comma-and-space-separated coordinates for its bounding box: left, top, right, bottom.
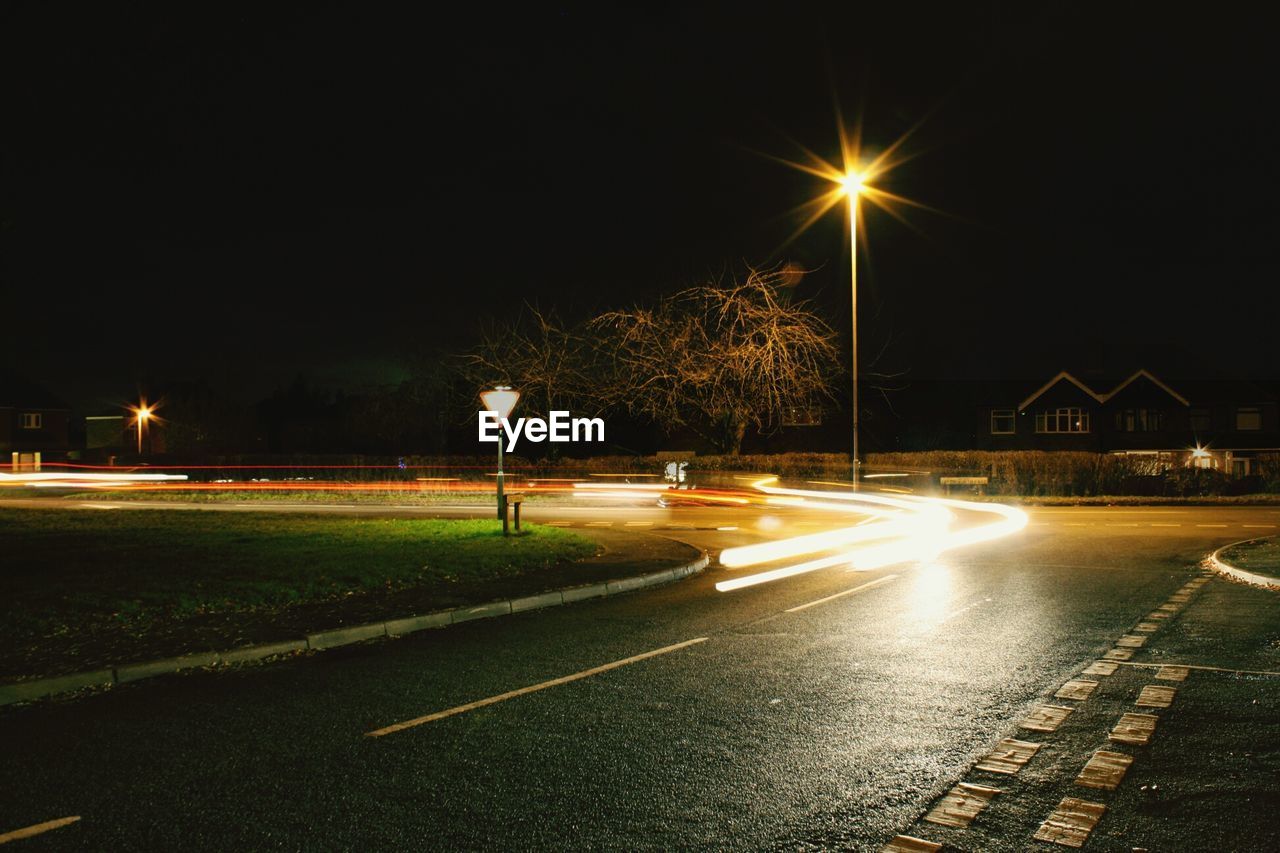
1, 499, 1277, 850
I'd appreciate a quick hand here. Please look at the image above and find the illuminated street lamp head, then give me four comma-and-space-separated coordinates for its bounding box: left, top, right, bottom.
839, 171, 865, 196
480, 386, 520, 420
136, 406, 152, 423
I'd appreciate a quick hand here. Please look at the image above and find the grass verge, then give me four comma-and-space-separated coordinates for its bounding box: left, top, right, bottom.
0, 508, 595, 678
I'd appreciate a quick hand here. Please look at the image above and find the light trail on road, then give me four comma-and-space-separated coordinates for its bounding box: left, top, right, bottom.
715, 482, 1028, 592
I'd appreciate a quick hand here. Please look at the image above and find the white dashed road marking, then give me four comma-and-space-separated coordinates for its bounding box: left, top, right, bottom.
1109, 712, 1158, 746
924, 782, 1001, 828
366, 637, 709, 737
1034, 797, 1106, 848
1055, 679, 1099, 701
1136, 685, 1177, 708
975, 739, 1042, 775
1020, 705, 1073, 732
0, 817, 81, 845
784, 574, 899, 614
1075, 750, 1133, 791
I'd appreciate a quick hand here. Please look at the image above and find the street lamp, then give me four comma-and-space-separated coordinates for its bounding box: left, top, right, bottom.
837, 170, 865, 488
132, 403, 153, 455
479, 386, 520, 521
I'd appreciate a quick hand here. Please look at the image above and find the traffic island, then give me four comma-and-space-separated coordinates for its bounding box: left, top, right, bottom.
1208, 536, 1280, 589
0, 509, 707, 704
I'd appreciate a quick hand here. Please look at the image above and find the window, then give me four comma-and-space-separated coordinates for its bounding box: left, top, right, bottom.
1035, 407, 1090, 433
1235, 407, 1262, 431
990, 409, 1015, 434
1189, 408, 1211, 432
1114, 408, 1164, 432
20, 413, 42, 430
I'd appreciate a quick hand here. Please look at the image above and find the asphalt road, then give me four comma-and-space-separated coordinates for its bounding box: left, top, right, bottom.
1, 500, 1278, 850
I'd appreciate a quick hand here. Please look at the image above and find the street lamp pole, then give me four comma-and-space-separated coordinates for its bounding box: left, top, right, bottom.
840, 171, 864, 489
479, 386, 521, 522
848, 187, 859, 490
134, 404, 152, 456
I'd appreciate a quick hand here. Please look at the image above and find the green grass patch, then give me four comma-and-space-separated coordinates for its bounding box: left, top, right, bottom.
0, 508, 595, 644
42, 488, 569, 505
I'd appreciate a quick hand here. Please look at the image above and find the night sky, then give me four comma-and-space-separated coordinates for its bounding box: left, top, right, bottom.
4, 4, 1278, 410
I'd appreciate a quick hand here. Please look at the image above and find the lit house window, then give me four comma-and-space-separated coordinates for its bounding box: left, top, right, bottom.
1235, 407, 1262, 431
1115, 409, 1164, 432
990, 409, 1016, 434
21, 413, 43, 429
1035, 407, 1090, 433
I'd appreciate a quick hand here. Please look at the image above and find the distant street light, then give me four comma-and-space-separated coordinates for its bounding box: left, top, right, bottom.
479, 386, 521, 521
132, 403, 153, 455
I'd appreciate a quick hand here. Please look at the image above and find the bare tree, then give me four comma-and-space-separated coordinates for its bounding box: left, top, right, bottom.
459, 305, 594, 420
591, 267, 840, 454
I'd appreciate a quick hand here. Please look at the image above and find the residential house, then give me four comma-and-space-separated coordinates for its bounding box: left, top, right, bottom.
978, 368, 1279, 475
0, 372, 71, 469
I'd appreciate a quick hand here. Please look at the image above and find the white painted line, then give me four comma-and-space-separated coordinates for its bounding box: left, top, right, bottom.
584, 521, 613, 527
0, 816, 81, 845
1150, 523, 1180, 527
935, 597, 991, 625
1110, 661, 1280, 677
716, 526, 739, 531
1196, 523, 1228, 528
624, 521, 652, 526
366, 637, 709, 737
784, 574, 899, 613
1243, 524, 1277, 528
545, 521, 572, 526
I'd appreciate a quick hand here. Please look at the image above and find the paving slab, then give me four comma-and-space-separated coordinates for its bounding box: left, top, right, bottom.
1075, 750, 1133, 791
1136, 685, 1176, 708
1020, 704, 1073, 732
975, 738, 1042, 774
1033, 797, 1106, 848
1055, 679, 1098, 701
923, 782, 1001, 828
1109, 712, 1159, 745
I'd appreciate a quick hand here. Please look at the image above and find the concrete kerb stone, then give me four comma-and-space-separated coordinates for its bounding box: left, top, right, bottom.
116, 652, 221, 684
218, 639, 308, 665
451, 600, 512, 623
510, 591, 565, 613
0, 669, 114, 705
1207, 537, 1280, 590
384, 611, 452, 636
561, 583, 609, 603
306, 622, 388, 651
0, 550, 710, 707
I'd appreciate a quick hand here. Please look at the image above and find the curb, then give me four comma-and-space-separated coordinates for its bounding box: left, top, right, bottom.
1207, 536, 1280, 590
0, 553, 710, 708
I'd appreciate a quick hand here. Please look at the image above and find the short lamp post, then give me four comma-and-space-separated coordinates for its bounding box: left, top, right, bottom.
479, 386, 520, 521
133, 404, 153, 456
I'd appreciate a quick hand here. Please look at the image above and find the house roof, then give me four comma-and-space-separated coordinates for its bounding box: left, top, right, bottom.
1017, 368, 1204, 411
1099, 369, 1190, 407
1017, 371, 1104, 412
0, 372, 70, 410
